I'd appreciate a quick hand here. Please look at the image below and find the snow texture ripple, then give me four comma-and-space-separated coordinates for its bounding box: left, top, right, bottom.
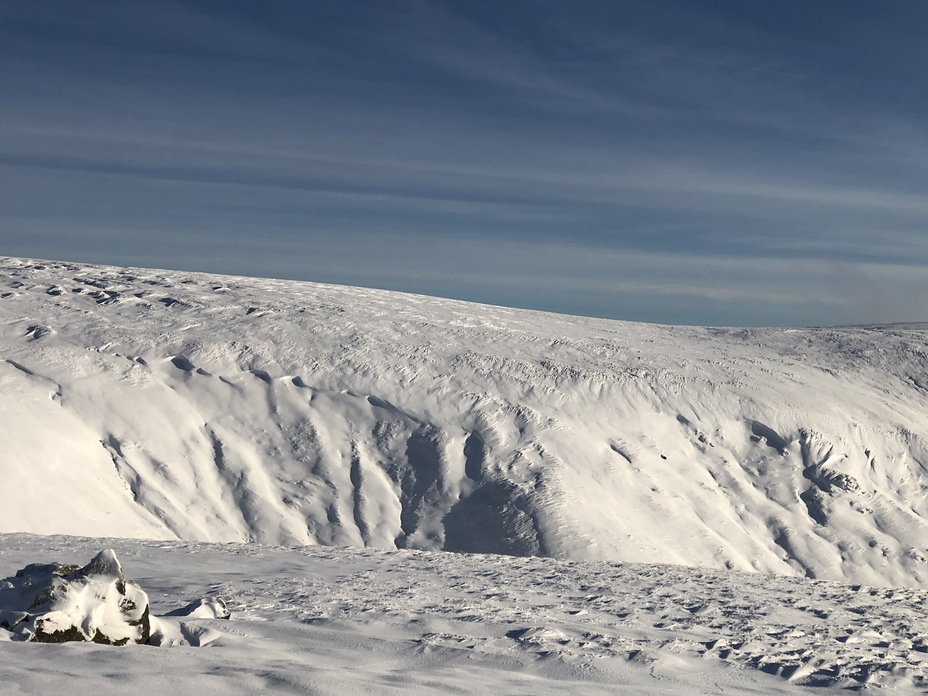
4, 534, 928, 694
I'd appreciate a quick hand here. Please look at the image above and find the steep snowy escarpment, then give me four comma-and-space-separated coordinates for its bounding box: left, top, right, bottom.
3, 256, 928, 587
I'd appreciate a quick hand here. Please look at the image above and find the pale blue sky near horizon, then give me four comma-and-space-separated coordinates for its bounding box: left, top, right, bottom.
2, 1, 927, 326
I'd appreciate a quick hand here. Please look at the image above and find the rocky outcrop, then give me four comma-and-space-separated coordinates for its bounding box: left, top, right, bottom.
0, 549, 150, 645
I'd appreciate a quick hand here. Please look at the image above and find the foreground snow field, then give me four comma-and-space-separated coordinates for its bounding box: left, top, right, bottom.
5, 255, 928, 691
4, 533, 928, 694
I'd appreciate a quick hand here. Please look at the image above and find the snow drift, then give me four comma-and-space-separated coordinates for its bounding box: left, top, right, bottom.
4, 256, 928, 587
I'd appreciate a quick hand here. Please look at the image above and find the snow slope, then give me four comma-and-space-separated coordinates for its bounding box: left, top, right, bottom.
4, 256, 928, 587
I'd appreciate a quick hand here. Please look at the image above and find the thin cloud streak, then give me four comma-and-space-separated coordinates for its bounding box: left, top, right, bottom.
609, 45, 813, 80
1, 1, 927, 326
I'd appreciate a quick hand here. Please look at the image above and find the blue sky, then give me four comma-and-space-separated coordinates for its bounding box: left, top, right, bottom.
2, 1, 927, 326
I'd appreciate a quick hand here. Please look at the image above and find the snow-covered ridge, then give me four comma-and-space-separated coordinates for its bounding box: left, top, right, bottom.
3, 256, 928, 587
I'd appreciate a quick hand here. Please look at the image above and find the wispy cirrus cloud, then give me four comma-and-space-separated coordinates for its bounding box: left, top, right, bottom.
1, 0, 927, 325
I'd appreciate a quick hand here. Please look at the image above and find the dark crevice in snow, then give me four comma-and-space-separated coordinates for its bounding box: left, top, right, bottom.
443, 481, 543, 557
348, 443, 371, 546
463, 432, 485, 482
395, 428, 444, 548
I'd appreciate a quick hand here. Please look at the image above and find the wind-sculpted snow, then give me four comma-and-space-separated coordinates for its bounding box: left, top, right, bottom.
4, 534, 928, 694
4, 257, 928, 587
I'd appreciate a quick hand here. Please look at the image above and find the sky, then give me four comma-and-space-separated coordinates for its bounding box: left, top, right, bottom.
1, 1, 927, 327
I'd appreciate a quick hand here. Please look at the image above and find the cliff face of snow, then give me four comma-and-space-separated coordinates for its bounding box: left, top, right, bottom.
3, 256, 928, 586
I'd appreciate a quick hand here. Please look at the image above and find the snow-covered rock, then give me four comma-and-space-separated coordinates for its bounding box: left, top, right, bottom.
0, 549, 150, 644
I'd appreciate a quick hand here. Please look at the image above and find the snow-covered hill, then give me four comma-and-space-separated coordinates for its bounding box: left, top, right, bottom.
4, 256, 928, 587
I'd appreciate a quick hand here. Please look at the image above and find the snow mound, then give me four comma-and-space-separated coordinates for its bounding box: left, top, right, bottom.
0, 549, 150, 645
165, 596, 230, 619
